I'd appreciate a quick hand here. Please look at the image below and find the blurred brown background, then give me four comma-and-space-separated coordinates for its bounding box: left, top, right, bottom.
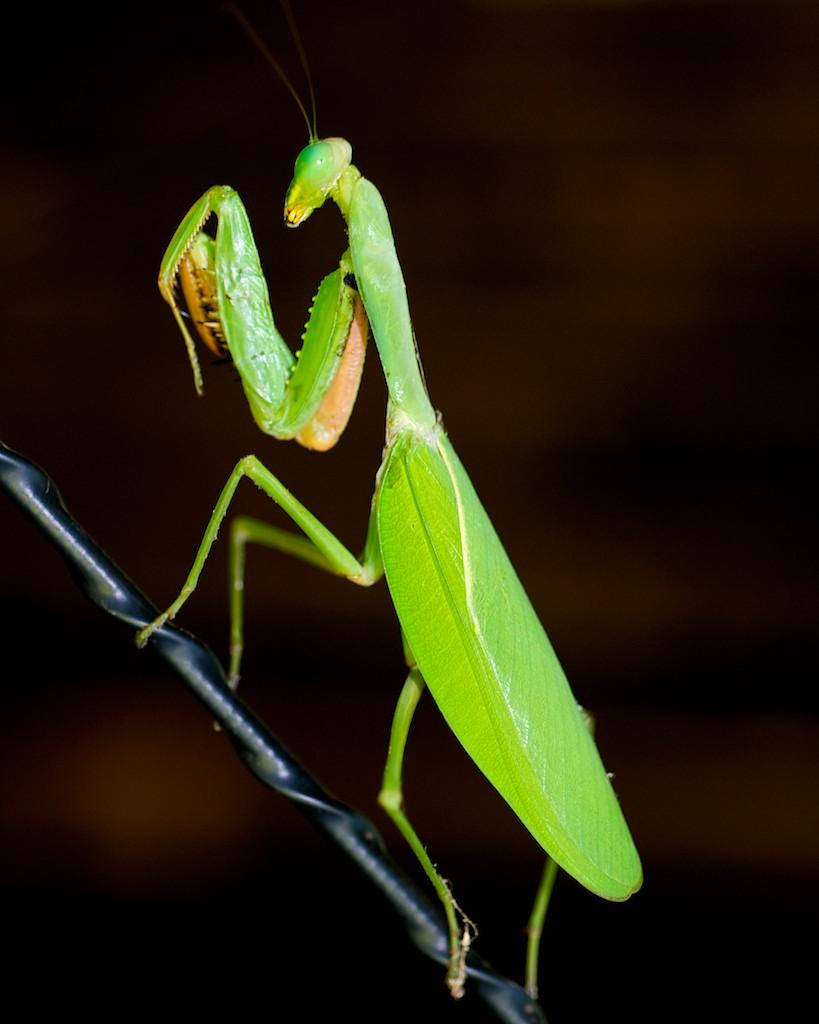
1, 1, 817, 1020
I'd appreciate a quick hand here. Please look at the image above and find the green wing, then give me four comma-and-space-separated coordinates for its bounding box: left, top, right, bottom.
377, 431, 642, 900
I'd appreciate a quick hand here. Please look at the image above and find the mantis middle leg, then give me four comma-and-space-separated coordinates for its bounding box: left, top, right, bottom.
136, 454, 382, 666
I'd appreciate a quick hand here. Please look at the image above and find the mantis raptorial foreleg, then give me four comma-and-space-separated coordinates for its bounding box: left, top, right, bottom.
136, 455, 382, 661
158, 184, 369, 450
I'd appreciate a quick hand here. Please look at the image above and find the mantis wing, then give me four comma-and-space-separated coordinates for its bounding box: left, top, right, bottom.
377, 432, 642, 900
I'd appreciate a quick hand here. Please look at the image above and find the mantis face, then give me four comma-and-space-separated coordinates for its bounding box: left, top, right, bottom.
284, 137, 352, 226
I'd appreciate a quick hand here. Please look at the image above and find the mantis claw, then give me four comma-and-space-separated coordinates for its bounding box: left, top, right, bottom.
135, 612, 171, 648
137, 584, 194, 648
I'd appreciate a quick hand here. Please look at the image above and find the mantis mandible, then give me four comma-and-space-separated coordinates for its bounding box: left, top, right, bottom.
137, 14, 642, 1000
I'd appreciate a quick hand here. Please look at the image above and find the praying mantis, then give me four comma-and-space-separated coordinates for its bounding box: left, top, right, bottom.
136, 11, 642, 1001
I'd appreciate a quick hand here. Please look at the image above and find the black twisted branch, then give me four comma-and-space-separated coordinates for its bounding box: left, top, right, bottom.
0, 440, 546, 1024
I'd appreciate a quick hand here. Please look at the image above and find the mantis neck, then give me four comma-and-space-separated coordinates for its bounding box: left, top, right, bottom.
333, 166, 438, 435
331, 165, 358, 221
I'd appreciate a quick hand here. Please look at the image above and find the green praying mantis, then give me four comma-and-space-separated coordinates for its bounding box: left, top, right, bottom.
136, 13, 642, 1002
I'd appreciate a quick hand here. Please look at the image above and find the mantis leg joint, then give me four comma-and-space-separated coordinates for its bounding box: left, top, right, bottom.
377, 787, 403, 815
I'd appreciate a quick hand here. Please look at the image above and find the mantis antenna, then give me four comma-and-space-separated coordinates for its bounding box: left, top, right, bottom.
224, 2, 318, 142
278, 0, 319, 140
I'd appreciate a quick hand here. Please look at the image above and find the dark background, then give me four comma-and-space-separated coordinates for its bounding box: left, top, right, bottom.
1, 1, 816, 1020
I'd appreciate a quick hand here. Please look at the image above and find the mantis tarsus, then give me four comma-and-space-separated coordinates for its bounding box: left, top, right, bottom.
137, 20, 642, 1000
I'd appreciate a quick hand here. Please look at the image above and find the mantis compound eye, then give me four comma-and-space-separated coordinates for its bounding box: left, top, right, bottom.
284, 137, 352, 226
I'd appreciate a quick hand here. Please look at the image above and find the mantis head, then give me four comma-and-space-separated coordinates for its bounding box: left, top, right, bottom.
285, 137, 352, 227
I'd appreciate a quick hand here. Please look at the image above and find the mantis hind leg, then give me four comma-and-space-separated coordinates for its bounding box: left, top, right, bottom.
378, 662, 476, 1000
525, 856, 559, 999
380, 667, 559, 1001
